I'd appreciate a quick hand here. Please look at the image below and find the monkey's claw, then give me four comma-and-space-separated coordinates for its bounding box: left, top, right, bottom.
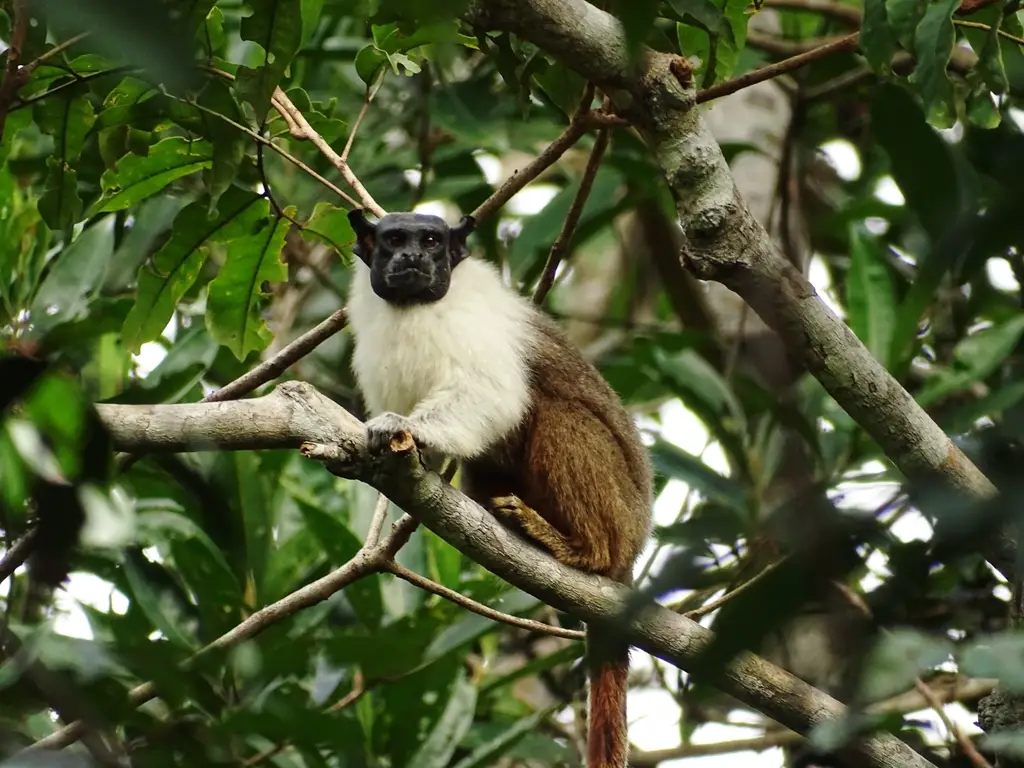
365, 412, 416, 455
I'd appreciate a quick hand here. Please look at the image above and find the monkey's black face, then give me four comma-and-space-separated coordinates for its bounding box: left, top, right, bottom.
349, 210, 476, 306
371, 216, 452, 304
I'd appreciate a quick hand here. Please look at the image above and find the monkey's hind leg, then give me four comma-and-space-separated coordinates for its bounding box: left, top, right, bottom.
489, 495, 590, 569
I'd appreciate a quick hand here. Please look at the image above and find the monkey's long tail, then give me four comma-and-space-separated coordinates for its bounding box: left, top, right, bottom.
586, 627, 630, 768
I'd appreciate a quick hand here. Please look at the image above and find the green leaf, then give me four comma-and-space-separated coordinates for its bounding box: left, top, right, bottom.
37, 160, 82, 232
30, 217, 115, 334
237, 0, 304, 121
885, 0, 928, 49
907, 0, 960, 128
33, 94, 95, 164
845, 224, 896, 367
450, 707, 558, 768
300, 202, 356, 257
408, 670, 478, 768
206, 209, 290, 359
860, 0, 898, 72
960, 631, 1024, 692
613, 0, 661, 58
860, 629, 953, 701
122, 557, 197, 650
533, 60, 587, 118
91, 137, 214, 214
917, 315, 1024, 406
122, 188, 264, 353
35, 0, 200, 92
649, 439, 748, 511
871, 84, 960, 242
296, 501, 384, 630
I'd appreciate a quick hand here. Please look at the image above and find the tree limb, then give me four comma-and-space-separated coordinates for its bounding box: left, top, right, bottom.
86, 384, 936, 768
467, 0, 1010, 579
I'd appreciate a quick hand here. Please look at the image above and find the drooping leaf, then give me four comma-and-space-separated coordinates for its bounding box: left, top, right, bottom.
907, 0, 960, 128
33, 94, 95, 165
30, 217, 115, 334
37, 160, 82, 232
860, 0, 898, 72
845, 224, 897, 367
450, 707, 559, 768
121, 188, 265, 353
300, 202, 356, 257
206, 208, 290, 359
236, 0, 304, 121
407, 669, 478, 768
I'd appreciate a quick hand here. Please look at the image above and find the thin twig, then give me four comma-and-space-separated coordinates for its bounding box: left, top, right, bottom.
383, 560, 585, 640
914, 678, 992, 768
204, 309, 349, 402
273, 87, 386, 217
697, 34, 860, 104
683, 558, 788, 620
533, 126, 611, 305
169, 93, 360, 209
0, 529, 37, 585
340, 95, 371, 164
22, 32, 91, 75
364, 492, 391, 548
470, 86, 616, 224
953, 19, 1024, 47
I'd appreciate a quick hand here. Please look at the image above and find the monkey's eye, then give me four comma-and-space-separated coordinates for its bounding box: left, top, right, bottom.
384, 232, 406, 248
421, 234, 440, 248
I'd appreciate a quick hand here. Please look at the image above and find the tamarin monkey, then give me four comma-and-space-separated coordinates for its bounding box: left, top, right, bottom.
346, 209, 653, 767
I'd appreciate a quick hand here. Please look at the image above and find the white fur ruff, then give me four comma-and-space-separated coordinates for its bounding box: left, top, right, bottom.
347, 258, 537, 458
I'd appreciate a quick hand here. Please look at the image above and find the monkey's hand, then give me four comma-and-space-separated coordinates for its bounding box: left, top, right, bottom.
364, 412, 417, 455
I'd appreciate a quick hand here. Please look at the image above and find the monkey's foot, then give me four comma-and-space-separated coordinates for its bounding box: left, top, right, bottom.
364, 412, 417, 455
489, 495, 587, 568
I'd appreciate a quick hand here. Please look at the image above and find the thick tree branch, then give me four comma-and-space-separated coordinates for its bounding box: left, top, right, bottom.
468, 0, 1010, 578
87, 385, 935, 768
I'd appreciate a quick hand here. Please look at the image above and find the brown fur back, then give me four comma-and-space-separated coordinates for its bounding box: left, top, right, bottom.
461, 315, 652, 768
462, 315, 652, 580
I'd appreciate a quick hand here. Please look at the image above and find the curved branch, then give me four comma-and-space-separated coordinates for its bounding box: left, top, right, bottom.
87, 384, 935, 768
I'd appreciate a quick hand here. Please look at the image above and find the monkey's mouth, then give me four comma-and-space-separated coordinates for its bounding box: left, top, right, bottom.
387, 267, 433, 287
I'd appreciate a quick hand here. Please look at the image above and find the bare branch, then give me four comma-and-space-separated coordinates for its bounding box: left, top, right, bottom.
697, 34, 860, 104
534, 126, 611, 305
204, 309, 349, 403
84, 384, 936, 768
364, 492, 391, 548
273, 87, 385, 217
383, 559, 586, 640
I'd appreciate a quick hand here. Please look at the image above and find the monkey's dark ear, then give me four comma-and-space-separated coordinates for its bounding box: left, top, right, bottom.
348, 209, 377, 265
449, 215, 476, 266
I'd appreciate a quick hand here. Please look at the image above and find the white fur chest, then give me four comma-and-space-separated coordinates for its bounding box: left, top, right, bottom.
346, 258, 536, 454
